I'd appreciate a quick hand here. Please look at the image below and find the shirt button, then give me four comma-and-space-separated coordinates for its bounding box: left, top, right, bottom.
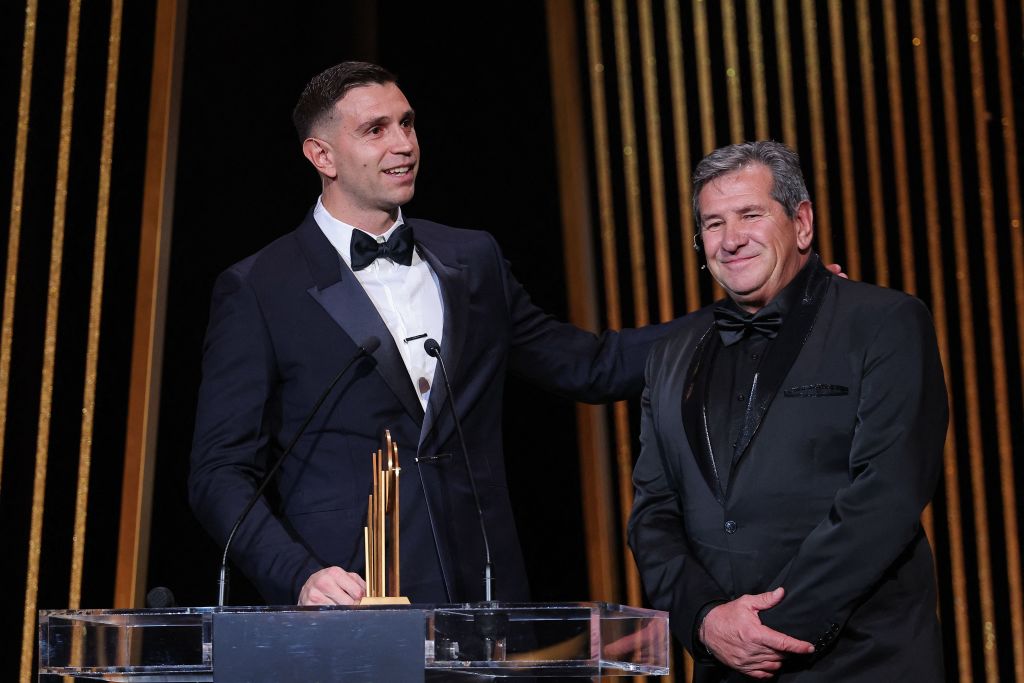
724, 520, 738, 534
736, 393, 745, 402
751, 353, 759, 360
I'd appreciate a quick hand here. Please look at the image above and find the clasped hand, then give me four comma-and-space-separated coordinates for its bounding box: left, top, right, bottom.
699, 587, 815, 679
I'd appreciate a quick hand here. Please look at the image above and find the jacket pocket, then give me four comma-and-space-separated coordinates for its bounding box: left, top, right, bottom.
783, 384, 849, 398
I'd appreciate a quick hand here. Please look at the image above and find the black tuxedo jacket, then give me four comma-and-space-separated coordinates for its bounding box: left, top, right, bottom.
628, 261, 947, 681
189, 211, 679, 605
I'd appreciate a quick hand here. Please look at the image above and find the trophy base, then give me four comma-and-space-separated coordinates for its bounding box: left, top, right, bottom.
357, 596, 411, 605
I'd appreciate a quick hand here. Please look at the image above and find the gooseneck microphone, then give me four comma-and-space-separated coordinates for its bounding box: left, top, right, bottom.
217, 336, 381, 607
424, 338, 493, 603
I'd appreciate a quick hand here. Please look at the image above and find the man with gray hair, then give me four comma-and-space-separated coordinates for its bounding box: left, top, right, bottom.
628, 141, 947, 680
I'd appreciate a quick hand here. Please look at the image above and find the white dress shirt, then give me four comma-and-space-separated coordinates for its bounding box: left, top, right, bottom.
314, 198, 444, 409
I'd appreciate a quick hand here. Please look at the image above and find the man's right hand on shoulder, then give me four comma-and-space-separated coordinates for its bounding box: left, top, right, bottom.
699, 587, 815, 679
298, 566, 367, 605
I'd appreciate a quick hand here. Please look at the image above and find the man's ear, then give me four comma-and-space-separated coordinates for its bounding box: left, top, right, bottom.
302, 137, 337, 179
794, 200, 814, 251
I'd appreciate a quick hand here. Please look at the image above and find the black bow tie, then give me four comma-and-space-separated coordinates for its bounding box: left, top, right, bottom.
713, 305, 782, 346
350, 223, 415, 271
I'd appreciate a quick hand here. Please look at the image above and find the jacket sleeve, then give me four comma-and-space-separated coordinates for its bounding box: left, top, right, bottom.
627, 347, 730, 654
758, 295, 947, 649
491, 233, 686, 403
188, 265, 323, 604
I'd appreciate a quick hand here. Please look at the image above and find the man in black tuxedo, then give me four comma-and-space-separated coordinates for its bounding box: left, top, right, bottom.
628, 141, 947, 681
188, 61, 683, 607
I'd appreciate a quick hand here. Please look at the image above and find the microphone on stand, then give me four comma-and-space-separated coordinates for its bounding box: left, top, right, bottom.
217, 336, 381, 607
423, 337, 493, 603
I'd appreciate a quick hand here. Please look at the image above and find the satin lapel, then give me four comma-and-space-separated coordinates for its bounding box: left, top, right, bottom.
295, 217, 424, 425
732, 262, 832, 464
681, 324, 726, 504
415, 240, 469, 448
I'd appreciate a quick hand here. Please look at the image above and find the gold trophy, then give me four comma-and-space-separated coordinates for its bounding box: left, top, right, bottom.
359, 429, 409, 604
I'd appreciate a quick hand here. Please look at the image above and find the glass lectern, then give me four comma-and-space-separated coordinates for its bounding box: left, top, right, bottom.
39, 602, 669, 681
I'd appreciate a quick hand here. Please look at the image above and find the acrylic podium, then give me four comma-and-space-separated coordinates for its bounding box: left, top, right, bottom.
39, 602, 669, 681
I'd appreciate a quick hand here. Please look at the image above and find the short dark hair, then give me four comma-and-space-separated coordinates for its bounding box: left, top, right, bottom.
292, 61, 397, 141
692, 141, 810, 228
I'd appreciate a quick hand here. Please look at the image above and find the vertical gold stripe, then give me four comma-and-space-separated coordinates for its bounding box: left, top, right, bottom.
692, 0, 716, 155
545, 0, 619, 603
6, 3, 39, 677
20, 3, 81, 682
612, 399, 640, 609
1, 0, 39, 495
611, 0, 647, 609
965, 1, 1023, 678
908, 6, 971, 679
665, 0, 700, 314
115, 0, 186, 608
991, 0, 1024, 672
773, 0, 798, 148
637, 0, 673, 322
746, 0, 768, 140
825, 0, 860, 280
854, 0, 889, 287
585, 0, 623, 333
612, 0, 649, 325
585, 0, 638, 607
881, 2, 917, 295
721, 0, 744, 142
935, 0, 999, 678
70, 0, 123, 612
799, 0, 834, 265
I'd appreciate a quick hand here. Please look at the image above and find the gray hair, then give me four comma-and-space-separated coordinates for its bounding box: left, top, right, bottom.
692, 141, 810, 228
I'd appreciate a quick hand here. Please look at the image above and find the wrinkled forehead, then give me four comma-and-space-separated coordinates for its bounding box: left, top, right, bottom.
698, 165, 776, 211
